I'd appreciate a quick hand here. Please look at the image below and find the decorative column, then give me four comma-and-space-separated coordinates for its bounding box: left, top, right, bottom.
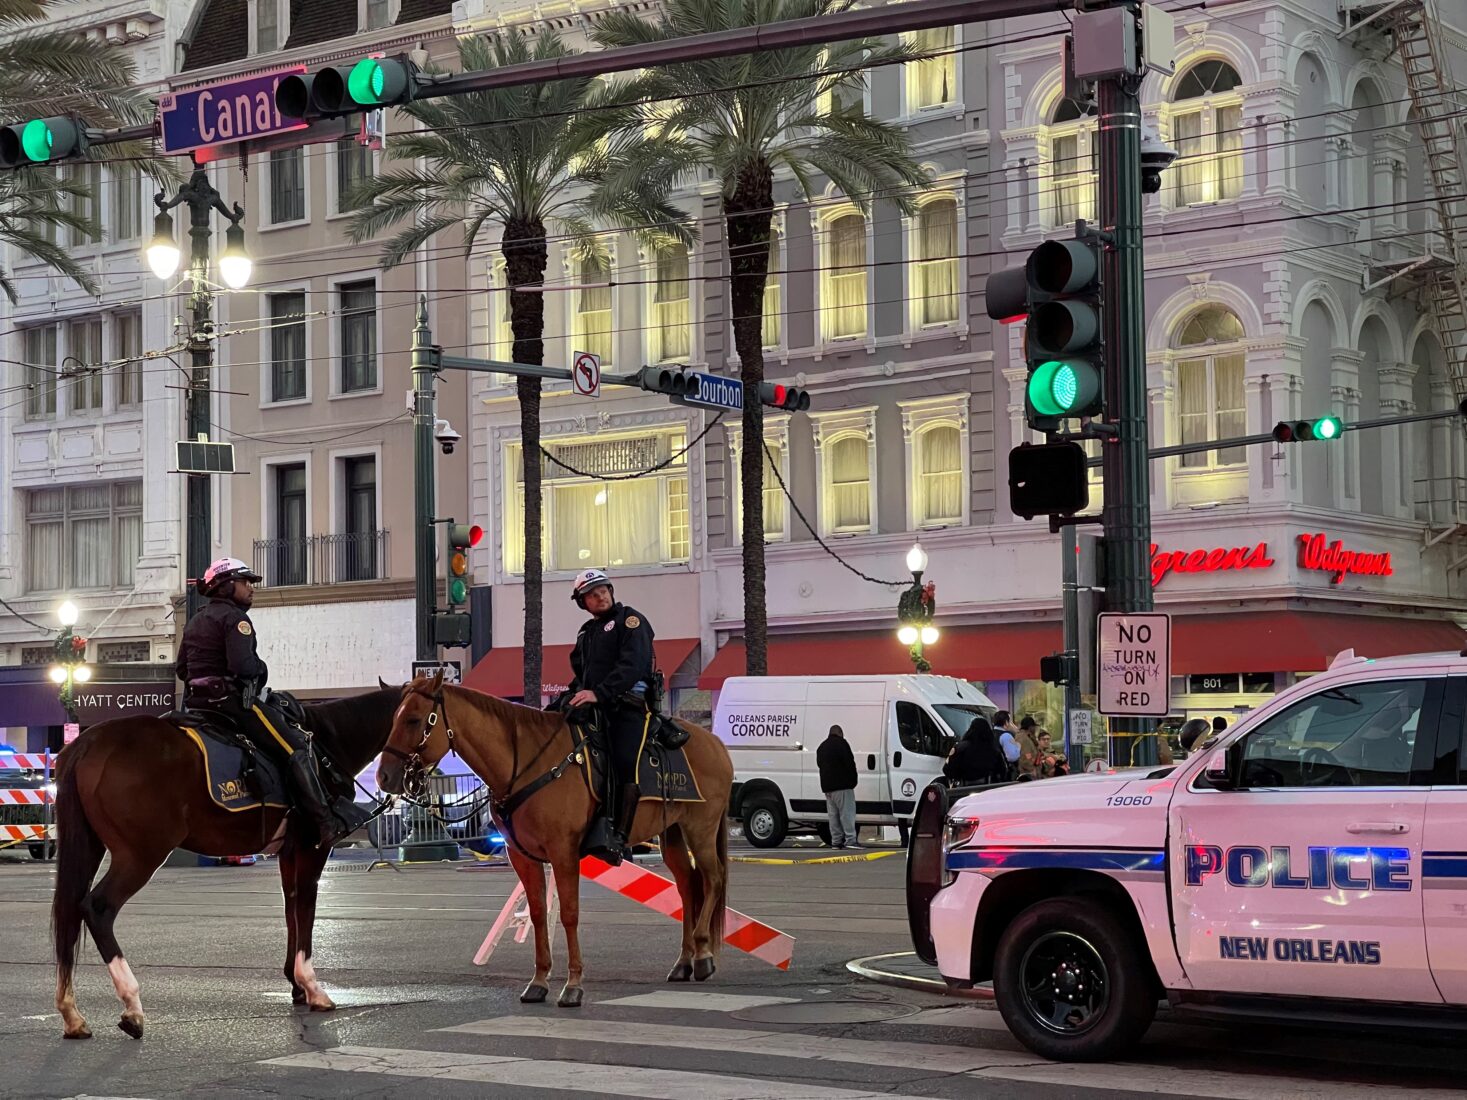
1239, 113, 1263, 200
1331, 349, 1364, 513
1377, 363, 1416, 520
1264, 115, 1291, 199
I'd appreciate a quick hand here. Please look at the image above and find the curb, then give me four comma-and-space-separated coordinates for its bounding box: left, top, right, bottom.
846, 951, 995, 1001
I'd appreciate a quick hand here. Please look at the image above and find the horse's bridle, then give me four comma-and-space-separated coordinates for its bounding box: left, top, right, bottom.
382, 684, 455, 798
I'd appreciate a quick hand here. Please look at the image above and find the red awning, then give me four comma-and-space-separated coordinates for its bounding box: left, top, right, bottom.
464, 637, 700, 699
695, 612, 1465, 689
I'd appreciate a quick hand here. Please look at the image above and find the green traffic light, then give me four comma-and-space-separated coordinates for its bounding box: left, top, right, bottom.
1314, 415, 1343, 440
347, 59, 386, 104
448, 577, 468, 605
1028, 359, 1101, 418
20, 119, 53, 162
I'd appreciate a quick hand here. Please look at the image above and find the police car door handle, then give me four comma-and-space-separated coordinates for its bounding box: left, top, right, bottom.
1346, 822, 1409, 835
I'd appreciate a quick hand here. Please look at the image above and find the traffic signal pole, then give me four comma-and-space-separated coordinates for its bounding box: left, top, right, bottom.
1095, 11, 1156, 767
412, 300, 440, 661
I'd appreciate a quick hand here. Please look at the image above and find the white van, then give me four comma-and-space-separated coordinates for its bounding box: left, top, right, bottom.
713, 675, 996, 847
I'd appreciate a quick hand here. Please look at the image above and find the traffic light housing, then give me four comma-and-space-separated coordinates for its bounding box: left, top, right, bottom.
758, 381, 811, 411
277, 56, 421, 120
1039, 652, 1078, 687
1024, 235, 1103, 430
1272, 416, 1344, 443
1008, 440, 1089, 520
637, 366, 693, 398
0, 116, 88, 169
444, 523, 482, 609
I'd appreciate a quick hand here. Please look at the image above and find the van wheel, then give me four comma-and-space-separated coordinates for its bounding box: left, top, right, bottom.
743, 798, 787, 848
993, 897, 1156, 1062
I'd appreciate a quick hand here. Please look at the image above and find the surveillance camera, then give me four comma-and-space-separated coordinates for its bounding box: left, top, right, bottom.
1140, 128, 1179, 194
434, 419, 461, 456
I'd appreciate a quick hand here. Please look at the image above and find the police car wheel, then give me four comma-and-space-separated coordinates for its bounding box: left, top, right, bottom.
743, 798, 787, 848
993, 897, 1156, 1062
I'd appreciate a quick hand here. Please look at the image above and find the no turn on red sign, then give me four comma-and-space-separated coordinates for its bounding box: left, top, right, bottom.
1097, 612, 1171, 717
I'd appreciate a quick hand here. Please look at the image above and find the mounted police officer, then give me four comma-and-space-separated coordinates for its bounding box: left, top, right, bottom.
175, 557, 357, 848
558, 568, 654, 865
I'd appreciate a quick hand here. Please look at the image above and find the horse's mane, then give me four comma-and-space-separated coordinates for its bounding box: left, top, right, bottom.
303, 686, 404, 771
444, 684, 566, 741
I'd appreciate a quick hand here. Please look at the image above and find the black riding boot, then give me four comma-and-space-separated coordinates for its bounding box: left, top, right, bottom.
582, 784, 640, 866
286, 751, 341, 849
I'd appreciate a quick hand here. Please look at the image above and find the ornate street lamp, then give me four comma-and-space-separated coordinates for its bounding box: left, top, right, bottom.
897, 541, 938, 673
49, 600, 90, 721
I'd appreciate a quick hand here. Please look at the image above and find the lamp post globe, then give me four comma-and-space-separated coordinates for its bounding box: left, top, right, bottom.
48, 666, 66, 684
73, 665, 91, 683
897, 625, 919, 646
57, 601, 79, 627
906, 541, 928, 576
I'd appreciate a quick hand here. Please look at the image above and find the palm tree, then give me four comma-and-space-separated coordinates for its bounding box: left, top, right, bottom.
347, 30, 691, 704
0, 0, 164, 300
595, 0, 931, 675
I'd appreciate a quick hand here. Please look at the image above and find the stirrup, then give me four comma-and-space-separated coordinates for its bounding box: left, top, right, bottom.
581, 817, 625, 865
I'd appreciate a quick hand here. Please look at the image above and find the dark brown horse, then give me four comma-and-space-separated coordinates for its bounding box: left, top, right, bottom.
377, 674, 733, 1007
51, 686, 402, 1040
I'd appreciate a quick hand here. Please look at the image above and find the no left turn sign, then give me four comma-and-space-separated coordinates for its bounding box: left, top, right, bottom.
573, 350, 601, 398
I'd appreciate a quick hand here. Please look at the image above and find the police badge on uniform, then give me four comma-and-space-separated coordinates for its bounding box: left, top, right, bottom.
625, 615, 641, 628
237, 621, 252, 635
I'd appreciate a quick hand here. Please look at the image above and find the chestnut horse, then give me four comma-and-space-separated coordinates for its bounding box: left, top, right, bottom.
50, 686, 402, 1040
378, 673, 733, 1007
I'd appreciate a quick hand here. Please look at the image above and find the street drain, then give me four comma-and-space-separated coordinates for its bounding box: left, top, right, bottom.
731, 999, 920, 1025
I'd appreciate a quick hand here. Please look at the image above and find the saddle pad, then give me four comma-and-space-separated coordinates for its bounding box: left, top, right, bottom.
179, 725, 288, 812
576, 717, 705, 805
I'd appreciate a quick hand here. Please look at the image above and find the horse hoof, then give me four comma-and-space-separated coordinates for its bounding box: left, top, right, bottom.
308, 998, 336, 1013
666, 962, 693, 982
520, 983, 549, 1004
693, 957, 716, 982
118, 1013, 144, 1040
291, 987, 307, 1006
557, 986, 584, 1009
63, 1024, 92, 1041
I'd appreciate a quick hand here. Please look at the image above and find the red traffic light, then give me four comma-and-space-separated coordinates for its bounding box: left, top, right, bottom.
772, 384, 787, 406
447, 522, 483, 549
1272, 421, 1295, 443
467, 524, 483, 547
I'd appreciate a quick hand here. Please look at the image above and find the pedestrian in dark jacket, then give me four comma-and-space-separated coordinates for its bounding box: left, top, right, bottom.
816, 725, 860, 848
943, 716, 1009, 786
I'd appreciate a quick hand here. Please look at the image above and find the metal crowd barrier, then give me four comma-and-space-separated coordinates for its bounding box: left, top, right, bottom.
368, 770, 502, 859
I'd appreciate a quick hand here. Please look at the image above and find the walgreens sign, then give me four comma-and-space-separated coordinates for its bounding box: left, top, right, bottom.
1151, 532, 1393, 588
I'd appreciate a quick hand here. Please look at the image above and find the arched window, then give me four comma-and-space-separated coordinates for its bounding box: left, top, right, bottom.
1048, 96, 1096, 227
914, 197, 959, 326
1172, 60, 1244, 207
915, 424, 962, 526
573, 251, 613, 367
824, 212, 868, 340
1175, 307, 1246, 468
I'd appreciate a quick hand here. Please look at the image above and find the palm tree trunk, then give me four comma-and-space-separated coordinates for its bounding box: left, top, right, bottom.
725, 158, 776, 677
504, 218, 548, 704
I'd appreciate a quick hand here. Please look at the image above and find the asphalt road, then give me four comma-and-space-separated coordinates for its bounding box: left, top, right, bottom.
0, 845, 1463, 1098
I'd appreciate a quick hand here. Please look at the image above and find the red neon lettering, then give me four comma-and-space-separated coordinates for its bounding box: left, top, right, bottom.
1150, 542, 1274, 587
1297, 533, 1393, 584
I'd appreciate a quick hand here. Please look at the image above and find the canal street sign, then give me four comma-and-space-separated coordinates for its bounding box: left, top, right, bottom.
679, 371, 744, 412
158, 67, 308, 156
1097, 612, 1171, 717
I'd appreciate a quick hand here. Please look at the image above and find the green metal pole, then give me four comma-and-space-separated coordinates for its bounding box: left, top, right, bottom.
184, 168, 214, 625
1096, 17, 1157, 767
412, 298, 437, 661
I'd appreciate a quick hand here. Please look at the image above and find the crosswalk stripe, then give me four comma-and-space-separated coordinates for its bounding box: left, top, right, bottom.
261, 1045, 933, 1099
970, 1061, 1452, 1099
595, 991, 800, 1012
437, 1016, 1037, 1073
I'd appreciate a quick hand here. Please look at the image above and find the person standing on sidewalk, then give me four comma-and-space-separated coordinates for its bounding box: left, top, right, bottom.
816, 724, 860, 849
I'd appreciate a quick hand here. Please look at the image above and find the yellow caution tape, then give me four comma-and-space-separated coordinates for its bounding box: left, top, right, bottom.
731, 849, 900, 866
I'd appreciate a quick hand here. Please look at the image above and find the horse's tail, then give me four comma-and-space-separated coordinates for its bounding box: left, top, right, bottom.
51, 747, 104, 984
710, 814, 728, 953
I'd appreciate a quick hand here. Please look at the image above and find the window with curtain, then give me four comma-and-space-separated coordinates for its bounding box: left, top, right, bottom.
112, 167, 140, 241
826, 434, 872, 532
115, 311, 142, 407
733, 437, 789, 541
335, 137, 372, 213
492, 263, 514, 357
269, 292, 307, 401
68, 318, 103, 415
574, 253, 614, 367
1175, 307, 1246, 468
1048, 97, 1097, 227
1172, 60, 1244, 207
819, 48, 864, 118
908, 26, 955, 110
650, 246, 690, 362
23, 324, 57, 420
340, 280, 377, 391
273, 463, 308, 585
269, 146, 305, 223
26, 481, 141, 592
762, 236, 782, 349
68, 162, 101, 247
915, 197, 958, 326
825, 213, 867, 340
504, 434, 690, 574
916, 424, 962, 526
255, 0, 279, 52
364, 0, 390, 29
341, 455, 378, 580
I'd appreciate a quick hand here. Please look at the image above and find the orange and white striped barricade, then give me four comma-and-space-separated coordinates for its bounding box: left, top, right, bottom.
473, 855, 794, 971
0, 752, 53, 849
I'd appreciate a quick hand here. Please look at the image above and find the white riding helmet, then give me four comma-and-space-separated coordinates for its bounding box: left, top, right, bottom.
202, 556, 262, 595
571, 567, 612, 605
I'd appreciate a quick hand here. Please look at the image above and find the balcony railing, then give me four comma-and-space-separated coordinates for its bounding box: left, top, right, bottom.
1415, 477, 1467, 530
252, 530, 390, 587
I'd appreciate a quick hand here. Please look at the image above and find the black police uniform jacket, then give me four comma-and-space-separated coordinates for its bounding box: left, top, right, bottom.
568, 602, 654, 707
176, 597, 269, 692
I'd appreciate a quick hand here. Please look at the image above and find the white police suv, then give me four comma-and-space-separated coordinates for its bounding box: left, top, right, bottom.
906, 649, 1467, 1061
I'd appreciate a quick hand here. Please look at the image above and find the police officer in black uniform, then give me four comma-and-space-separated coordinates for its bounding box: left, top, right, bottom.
561, 568, 654, 865
176, 556, 350, 848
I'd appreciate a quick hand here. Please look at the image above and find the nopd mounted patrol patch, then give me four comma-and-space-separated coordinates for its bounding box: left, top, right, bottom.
237, 621, 253, 636
625, 615, 641, 629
